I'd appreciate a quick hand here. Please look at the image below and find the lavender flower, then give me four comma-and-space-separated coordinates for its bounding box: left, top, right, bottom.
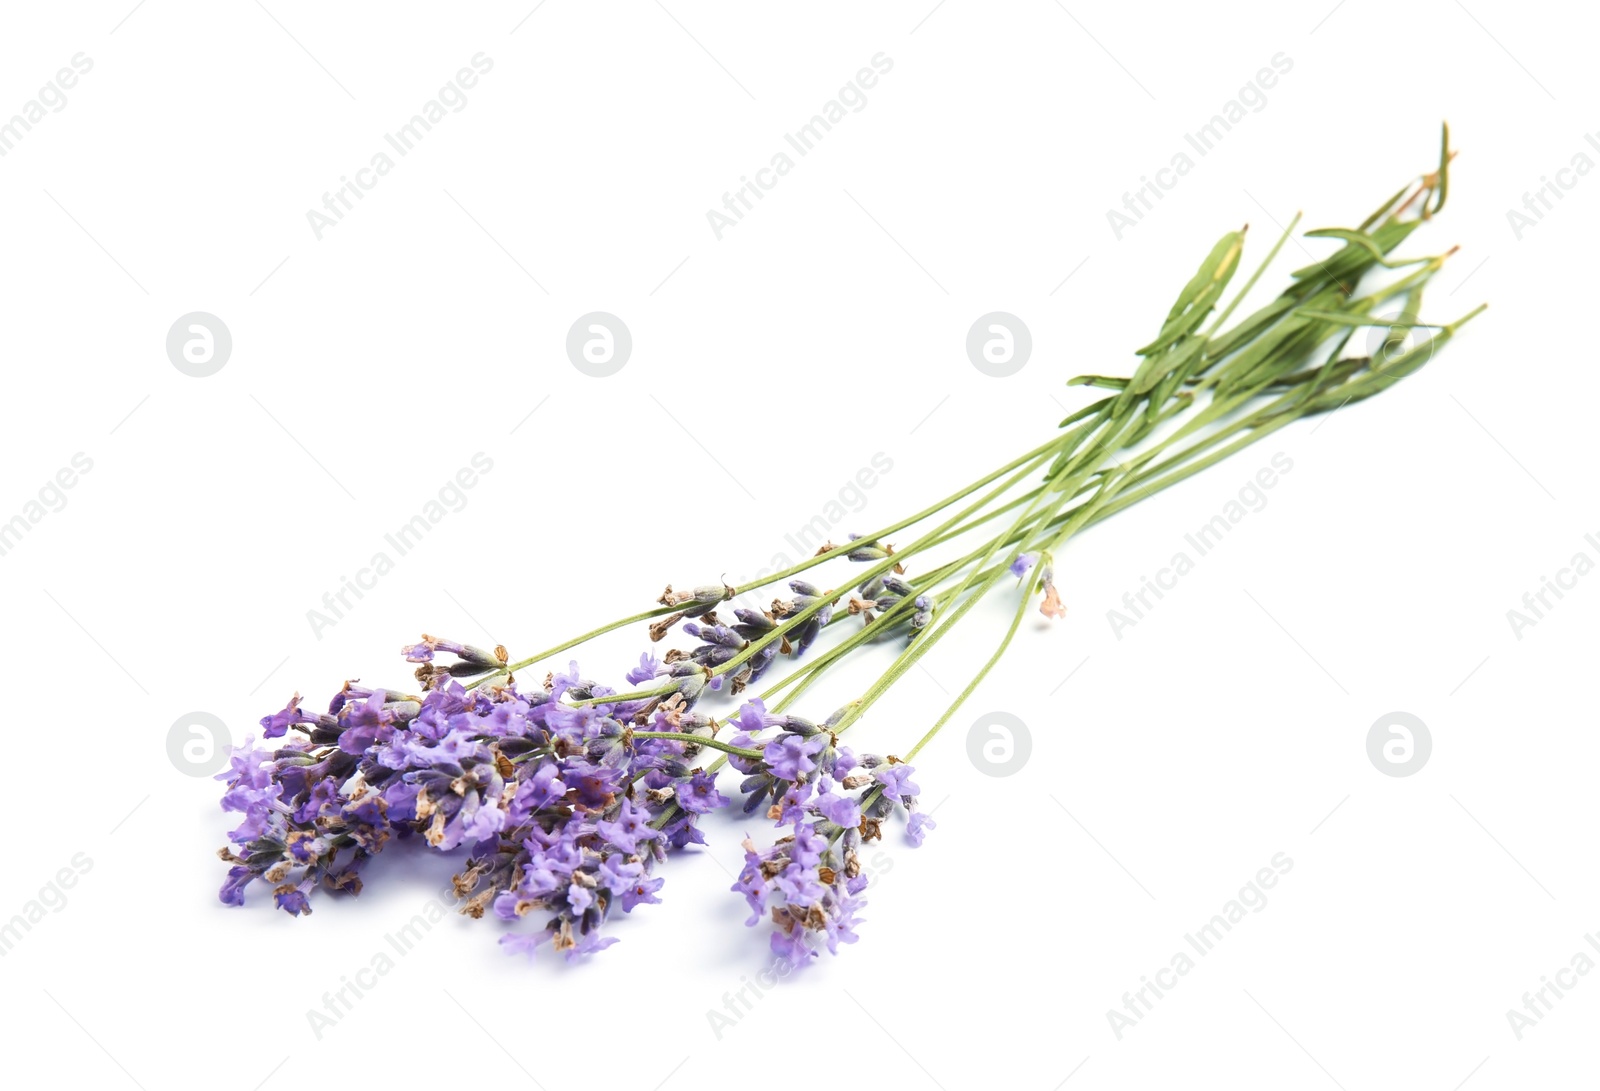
725, 725, 930, 965
675, 770, 728, 814
763, 733, 827, 782
215, 639, 737, 961
813, 780, 862, 829
218, 627, 922, 965
625, 652, 660, 686
872, 762, 920, 803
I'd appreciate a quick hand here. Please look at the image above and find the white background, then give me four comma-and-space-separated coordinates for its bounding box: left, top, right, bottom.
0, 1, 1592, 1087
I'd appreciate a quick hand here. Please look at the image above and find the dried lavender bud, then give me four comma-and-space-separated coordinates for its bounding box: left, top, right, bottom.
792, 598, 833, 657
676, 672, 708, 703
401, 635, 504, 670
682, 584, 732, 619
1038, 561, 1066, 619
732, 607, 775, 631
690, 644, 740, 668
741, 777, 772, 814
746, 644, 779, 685
882, 575, 916, 598
777, 715, 820, 736
697, 623, 746, 649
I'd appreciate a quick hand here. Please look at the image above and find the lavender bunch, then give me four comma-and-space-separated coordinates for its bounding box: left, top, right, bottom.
218, 635, 927, 962
219, 644, 722, 958
217, 130, 1484, 964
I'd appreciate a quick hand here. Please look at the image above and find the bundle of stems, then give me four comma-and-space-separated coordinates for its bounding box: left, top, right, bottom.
476, 126, 1480, 808
219, 129, 1483, 959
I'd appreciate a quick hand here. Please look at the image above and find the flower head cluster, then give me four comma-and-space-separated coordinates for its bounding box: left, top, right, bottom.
219, 547, 943, 970
726, 698, 933, 965
217, 641, 730, 960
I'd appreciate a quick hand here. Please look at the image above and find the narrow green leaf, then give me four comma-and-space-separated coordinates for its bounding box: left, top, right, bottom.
1304, 228, 1388, 261
1056, 395, 1114, 427
1066, 374, 1129, 390
1136, 230, 1246, 356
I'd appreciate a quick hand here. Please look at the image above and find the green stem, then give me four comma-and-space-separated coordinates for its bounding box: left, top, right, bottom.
567, 442, 1068, 708
469, 605, 679, 690
630, 731, 763, 759
726, 433, 1072, 595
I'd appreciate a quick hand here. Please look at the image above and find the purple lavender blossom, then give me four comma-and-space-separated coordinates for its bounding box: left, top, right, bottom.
832, 746, 859, 780
625, 652, 659, 686
790, 823, 827, 869
499, 930, 551, 959
274, 885, 313, 916
566, 883, 595, 915
727, 728, 904, 966
216, 645, 739, 959
770, 778, 814, 825
675, 770, 728, 814
562, 932, 619, 960
813, 780, 862, 830
733, 698, 781, 734
776, 861, 826, 907
259, 693, 309, 739
873, 762, 921, 803
596, 797, 661, 853
732, 820, 869, 966
763, 733, 827, 782
219, 578, 937, 967
602, 857, 665, 911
